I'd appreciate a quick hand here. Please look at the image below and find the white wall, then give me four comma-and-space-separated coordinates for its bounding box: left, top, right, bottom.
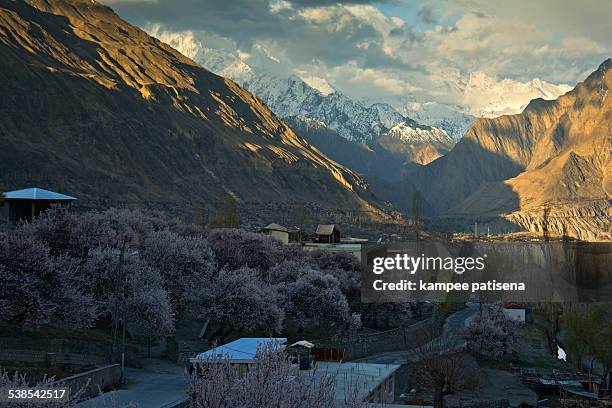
503, 308, 525, 323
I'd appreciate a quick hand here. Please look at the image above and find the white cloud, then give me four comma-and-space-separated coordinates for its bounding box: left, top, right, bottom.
146, 24, 201, 59
270, 1, 293, 14
112, 0, 610, 115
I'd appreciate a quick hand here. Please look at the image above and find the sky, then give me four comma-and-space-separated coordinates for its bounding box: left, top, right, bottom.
100, 0, 611, 108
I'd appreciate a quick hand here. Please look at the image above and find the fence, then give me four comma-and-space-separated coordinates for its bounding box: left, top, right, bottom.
55, 364, 121, 400
0, 349, 108, 367
0, 335, 143, 367
160, 399, 189, 408
314, 318, 442, 361
463, 400, 509, 408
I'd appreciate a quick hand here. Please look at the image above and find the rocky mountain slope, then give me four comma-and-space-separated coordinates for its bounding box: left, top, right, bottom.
284, 116, 406, 181
0, 0, 384, 218
378, 122, 454, 166
413, 60, 612, 241
196, 48, 452, 147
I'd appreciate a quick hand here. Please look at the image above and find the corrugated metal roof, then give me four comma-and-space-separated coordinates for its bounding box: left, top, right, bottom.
316, 224, 338, 235
192, 338, 287, 362
4, 188, 76, 201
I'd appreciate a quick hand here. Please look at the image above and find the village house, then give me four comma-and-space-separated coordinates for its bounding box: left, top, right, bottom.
258, 222, 368, 259
190, 337, 400, 406
502, 301, 530, 323
314, 361, 400, 405
190, 337, 286, 376
1, 187, 76, 223
315, 224, 341, 243
259, 223, 301, 244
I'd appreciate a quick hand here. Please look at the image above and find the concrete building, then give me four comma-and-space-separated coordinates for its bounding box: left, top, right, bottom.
190, 337, 286, 374
315, 361, 400, 405
189, 338, 400, 405
1, 187, 76, 223
502, 302, 528, 323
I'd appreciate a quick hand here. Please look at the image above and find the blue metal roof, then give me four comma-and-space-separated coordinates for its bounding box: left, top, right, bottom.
192, 338, 287, 362
4, 188, 76, 201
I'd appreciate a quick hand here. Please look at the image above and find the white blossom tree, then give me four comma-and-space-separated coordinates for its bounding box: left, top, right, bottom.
81, 247, 174, 339
189, 343, 365, 408
142, 229, 216, 311
0, 233, 97, 328
206, 229, 285, 271
196, 267, 284, 341
468, 303, 517, 357
283, 270, 350, 331
0, 369, 77, 408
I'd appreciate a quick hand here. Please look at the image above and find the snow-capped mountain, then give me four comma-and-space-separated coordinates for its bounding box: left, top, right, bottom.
398, 100, 474, 142
462, 72, 573, 118
148, 28, 571, 144
384, 122, 453, 146
195, 47, 448, 145
395, 74, 571, 141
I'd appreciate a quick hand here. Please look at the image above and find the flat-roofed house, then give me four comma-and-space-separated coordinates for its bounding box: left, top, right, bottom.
190, 337, 287, 376
1, 187, 76, 223
315, 224, 341, 243
502, 301, 528, 323
315, 361, 400, 405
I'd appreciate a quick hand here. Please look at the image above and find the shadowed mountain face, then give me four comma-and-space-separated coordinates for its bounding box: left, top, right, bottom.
413, 59, 612, 241
0, 0, 383, 216
285, 115, 451, 182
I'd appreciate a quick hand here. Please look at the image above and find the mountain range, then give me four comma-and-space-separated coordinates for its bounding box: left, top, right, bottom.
197, 48, 452, 145
411, 59, 612, 241
0, 0, 608, 241
196, 47, 455, 179
0, 0, 384, 221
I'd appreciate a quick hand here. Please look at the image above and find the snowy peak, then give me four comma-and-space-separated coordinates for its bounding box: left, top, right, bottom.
384, 122, 453, 146
399, 100, 475, 142
195, 47, 255, 83
194, 47, 444, 145
299, 75, 336, 96
463, 71, 572, 118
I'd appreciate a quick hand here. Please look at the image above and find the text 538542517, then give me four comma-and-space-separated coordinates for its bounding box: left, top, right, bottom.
0, 388, 70, 403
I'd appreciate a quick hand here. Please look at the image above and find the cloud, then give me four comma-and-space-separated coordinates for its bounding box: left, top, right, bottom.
288, 0, 389, 5
417, 4, 437, 24
100, 0, 611, 108
147, 24, 201, 59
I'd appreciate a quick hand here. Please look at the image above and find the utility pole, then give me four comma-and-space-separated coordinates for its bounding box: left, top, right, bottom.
110, 239, 128, 384
474, 222, 478, 239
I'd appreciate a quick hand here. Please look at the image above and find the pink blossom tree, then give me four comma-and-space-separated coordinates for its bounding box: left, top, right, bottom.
81, 247, 174, 339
